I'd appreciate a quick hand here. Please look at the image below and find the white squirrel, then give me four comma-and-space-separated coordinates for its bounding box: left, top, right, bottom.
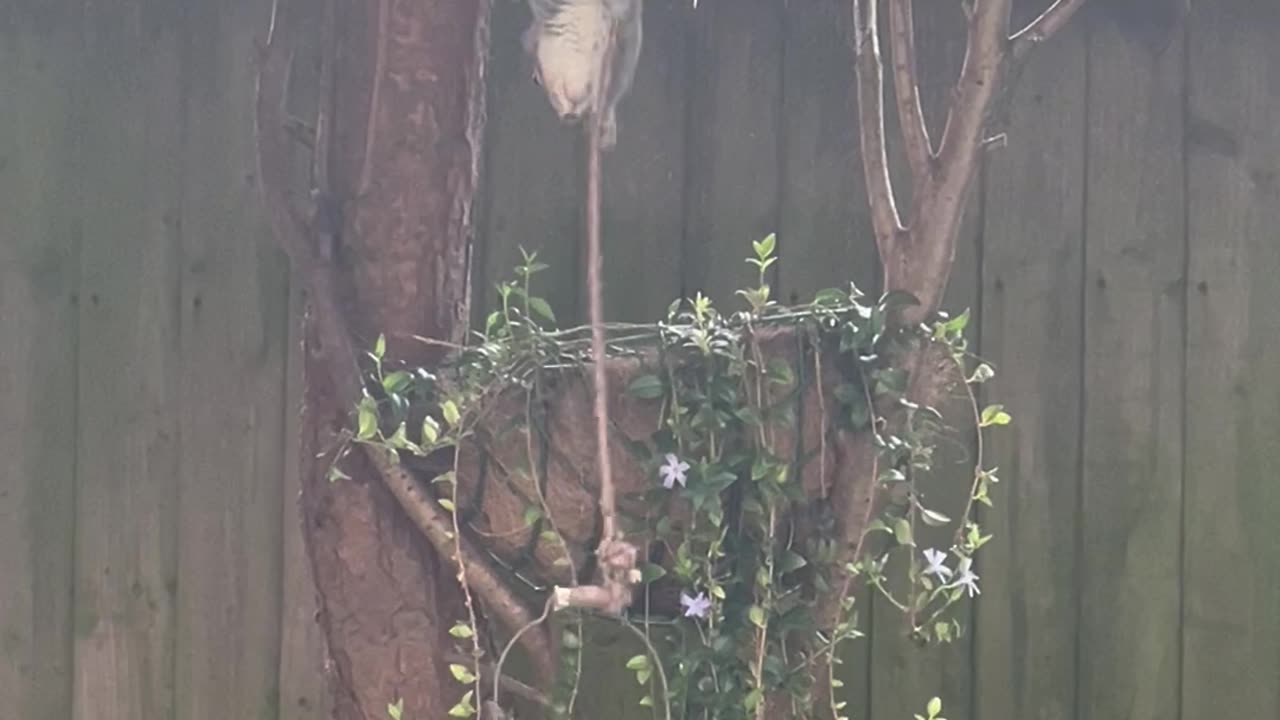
523, 0, 643, 150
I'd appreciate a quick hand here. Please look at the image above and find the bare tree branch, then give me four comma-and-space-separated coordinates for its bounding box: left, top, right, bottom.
887, 0, 933, 190
852, 0, 904, 254
253, 0, 555, 687
1011, 0, 1089, 60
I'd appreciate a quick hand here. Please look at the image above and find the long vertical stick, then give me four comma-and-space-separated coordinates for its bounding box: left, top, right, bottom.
588, 26, 619, 545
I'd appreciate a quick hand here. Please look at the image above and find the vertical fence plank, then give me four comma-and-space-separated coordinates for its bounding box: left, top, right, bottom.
174, 2, 288, 718
598, 0, 689, 322
975, 22, 1087, 720
867, 5, 977, 718
478, 0, 584, 325
1080, 15, 1185, 720
682, 0, 783, 308
777, 0, 876, 302
277, 286, 331, 720
1183, 4, 1280, 717
0, 14, 81, 720
70, 6, 184, 719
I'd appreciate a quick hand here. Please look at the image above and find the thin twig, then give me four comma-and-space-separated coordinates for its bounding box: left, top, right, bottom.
492, 596, 555, 704
1011, 0, 1089, 59
887, 0, 933, 188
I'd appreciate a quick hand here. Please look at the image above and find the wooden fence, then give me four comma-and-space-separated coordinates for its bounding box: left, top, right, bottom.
2, 1, 1278, 719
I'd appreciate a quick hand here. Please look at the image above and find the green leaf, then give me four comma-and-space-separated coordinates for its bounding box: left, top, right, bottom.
940, 308, 970, 335
327, 464, 351, 483
893, 518, 915, 547
422, 415, 441, 445
438, 497, 456, 512
522, 506, 543, 526
356, 398, 379, 441
919, 508, 952, 527
382, 370, 412, 395
753, 232, 776, 260
627, 374, 665, 400
968, 363, 995, 384
639, 696, 654, 707
979, 404, 1012, 427
778, 550, 808, 573
812, 287, 846, 305
388, 699, 404, 720
449, 623, 474, 639
449, 664, 476, 684
766, 357, 794, 385
527, 296, 556, 324
927, 697, 943, 718
880, 289, 921, 310
441, 400, 461, 427
748, 605, 766, 628
374, 333, 386, 360
625, 654, 650, 671
448, 691, 475, 718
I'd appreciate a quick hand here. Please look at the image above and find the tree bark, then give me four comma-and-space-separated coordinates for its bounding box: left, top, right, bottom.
294, 1, 492, 718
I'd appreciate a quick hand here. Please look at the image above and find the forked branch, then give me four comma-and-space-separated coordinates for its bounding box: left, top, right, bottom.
887, 0, 933, 189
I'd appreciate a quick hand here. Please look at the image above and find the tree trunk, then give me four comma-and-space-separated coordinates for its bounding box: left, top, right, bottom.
296, 1, 491, 718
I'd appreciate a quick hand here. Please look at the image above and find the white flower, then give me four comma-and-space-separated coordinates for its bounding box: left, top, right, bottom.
922, 548, 953, 581
954, 557, 980, 597
680, 591, 711, 619
659, 453, 690, 489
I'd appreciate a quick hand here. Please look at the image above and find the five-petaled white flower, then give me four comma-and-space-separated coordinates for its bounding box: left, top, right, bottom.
659, 453, 690, 489
922, 548, 953, 581
954, 557, 980, 597
680, 591, 711, 619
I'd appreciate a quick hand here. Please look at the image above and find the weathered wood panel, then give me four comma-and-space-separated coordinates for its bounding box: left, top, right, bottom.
976, 21, 1087, 720
1080, 15, 1185, 720
173, 2, 289, 719
277, 287, 331, 720
683, 0, 783, 307
0, 18, 81, 720
71, 6, 184, 719
598, 0, 690, 322
1183, 2, 1280, 716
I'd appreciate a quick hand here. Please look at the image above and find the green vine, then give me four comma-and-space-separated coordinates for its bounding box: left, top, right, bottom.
343, 237, 1008, 720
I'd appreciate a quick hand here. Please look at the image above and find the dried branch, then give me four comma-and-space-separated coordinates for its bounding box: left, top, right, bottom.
1011, 0, 1089, 60
887, 0, 933, 189
852, 0, 904, 255
442, 652, 553, 709
253, 0, 554, 686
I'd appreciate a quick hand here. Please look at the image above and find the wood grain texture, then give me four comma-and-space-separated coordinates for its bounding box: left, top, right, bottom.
975, 21, 1087, 720
777, 0, 876, 303
478, 0, 586, 325
682, 0, 783, 308
1183, 2, 1280, 716
598, 0, 689, 322
174, 2, 288, 718
0, 20, 80, 720
1080, 15, 1185, 720
71, 5, 184, 719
